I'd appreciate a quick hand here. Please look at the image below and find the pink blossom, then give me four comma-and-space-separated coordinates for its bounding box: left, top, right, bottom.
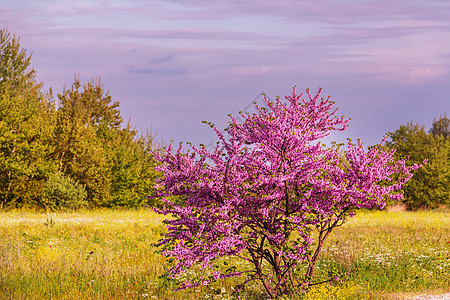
150, 87, 421, 298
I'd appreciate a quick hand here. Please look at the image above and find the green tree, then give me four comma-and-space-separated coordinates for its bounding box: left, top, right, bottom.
0, 29, 41, 95
54, 76, 159, 208
0, 28, 56, 208
430, 114, 449, 139
387, 121, 449, 210
105, 124, 159, 207
54, 77, 112, 206
0, 28, 159, 209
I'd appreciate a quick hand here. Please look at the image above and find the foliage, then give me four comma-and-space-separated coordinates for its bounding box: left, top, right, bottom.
41, 171, 87, 211
105, 124, 159, 208
152, 88, 421, 298
0, 28, 42, 95
430, 114, 449, 139
54, 77, 112, 206
386, 118, 449, 210
0, 28, 57, 208
0, 28, 159, 209
53, 76, 159, 208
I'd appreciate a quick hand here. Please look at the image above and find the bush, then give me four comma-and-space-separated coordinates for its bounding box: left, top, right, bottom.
41, 171, 87, 210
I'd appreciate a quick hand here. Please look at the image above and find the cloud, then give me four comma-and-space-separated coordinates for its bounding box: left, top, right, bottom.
127, 29, 273, 41
17, 26, 275, 45
408, 66, 448, 84
160, 0, 450, 24
132, 54, 185, 76
148, 54, 174, 64
438, 52, 450, 61
129, 66, 187, 76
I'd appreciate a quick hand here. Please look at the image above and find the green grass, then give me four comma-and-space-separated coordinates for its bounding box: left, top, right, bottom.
306, 209, 450, 299
0, 208, 448, 299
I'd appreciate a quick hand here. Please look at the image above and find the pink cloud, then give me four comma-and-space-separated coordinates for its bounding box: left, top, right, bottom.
161, 0, 450, 25
408, 66, 448, 83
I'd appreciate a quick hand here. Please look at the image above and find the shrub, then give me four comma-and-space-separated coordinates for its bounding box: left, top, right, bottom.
42, 171, 87, 210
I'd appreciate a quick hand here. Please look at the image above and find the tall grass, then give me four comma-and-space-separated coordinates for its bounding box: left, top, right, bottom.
0, 209, 448, 299
0, 209, 179, 299
306, 209, 449, 299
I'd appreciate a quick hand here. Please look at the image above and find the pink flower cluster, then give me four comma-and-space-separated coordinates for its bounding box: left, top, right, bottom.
151, 88, 421, 297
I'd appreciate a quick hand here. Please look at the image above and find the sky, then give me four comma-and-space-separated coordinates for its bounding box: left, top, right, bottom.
1, 0, 449, 148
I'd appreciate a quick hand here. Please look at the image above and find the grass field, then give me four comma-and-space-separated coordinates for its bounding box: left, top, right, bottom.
0, 208, 448, 299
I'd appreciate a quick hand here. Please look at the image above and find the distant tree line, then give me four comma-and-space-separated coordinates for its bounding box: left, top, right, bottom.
0, 28, 159, 210
386, 115, 449, 210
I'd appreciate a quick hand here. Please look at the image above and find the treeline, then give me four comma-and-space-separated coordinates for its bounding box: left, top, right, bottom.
0, 28, 159, 210
386, 115, 449, 210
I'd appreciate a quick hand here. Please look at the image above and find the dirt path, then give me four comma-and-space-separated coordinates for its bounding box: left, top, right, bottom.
411, 293, 450, 300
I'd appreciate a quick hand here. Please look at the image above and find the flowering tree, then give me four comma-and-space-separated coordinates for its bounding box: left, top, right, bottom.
152, 88, 422, 298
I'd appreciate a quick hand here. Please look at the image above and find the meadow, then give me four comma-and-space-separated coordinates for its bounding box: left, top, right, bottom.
0, 208, 448, 299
